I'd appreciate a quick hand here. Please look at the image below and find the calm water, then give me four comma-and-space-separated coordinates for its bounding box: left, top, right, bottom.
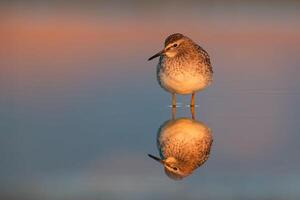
1, 1, 300, 199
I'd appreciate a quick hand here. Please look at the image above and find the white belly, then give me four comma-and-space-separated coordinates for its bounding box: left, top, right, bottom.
159, 72, 209, 94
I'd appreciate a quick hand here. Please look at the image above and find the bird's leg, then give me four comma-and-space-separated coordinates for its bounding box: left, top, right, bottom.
190, 93, 195, 107
172, 106, 176, 120
190, 106, 195, 120
172, 93, 176, 107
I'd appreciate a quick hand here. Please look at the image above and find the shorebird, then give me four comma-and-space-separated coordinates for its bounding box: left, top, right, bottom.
148, 33, 213, 107
148, 116, 213, 180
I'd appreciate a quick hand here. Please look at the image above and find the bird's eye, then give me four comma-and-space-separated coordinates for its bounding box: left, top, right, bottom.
173, 167, 178, 171
173, 44, 178, 47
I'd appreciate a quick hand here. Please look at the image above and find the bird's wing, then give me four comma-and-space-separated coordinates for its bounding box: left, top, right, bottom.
196, 134, 213, 167
195, 44, 213, 74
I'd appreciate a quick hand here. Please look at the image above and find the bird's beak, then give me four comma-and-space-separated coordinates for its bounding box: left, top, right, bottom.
148, 50, 164, 61
148, 154, 164, 164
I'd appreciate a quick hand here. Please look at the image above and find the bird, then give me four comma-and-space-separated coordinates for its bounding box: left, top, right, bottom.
148, 33, 213, 107
148, 117, 213, 180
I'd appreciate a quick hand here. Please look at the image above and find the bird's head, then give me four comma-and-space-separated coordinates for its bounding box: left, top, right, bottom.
148, 154, 189, 180
148, 33, 192, 60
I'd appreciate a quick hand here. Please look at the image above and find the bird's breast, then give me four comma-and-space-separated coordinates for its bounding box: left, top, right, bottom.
158, 69, 209, 94
156, 57, 211, 94
158, 119, 211, 157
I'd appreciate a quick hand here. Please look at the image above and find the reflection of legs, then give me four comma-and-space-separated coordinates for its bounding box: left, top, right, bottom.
172, 93, 176, 107
190, 93, 195, 107
172, 106, 176, 120
190, 106, 195, 120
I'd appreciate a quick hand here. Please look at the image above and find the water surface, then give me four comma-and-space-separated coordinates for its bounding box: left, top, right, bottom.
1, 1, 300, 199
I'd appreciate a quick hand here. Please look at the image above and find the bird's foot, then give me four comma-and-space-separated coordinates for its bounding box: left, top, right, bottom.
168, 103, 182, 108
185, 104, 199, 108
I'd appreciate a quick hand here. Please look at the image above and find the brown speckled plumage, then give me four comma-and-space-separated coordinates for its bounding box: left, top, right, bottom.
156, 118, 213, 180
164, 33, 185, 47
155, 33, 213, 95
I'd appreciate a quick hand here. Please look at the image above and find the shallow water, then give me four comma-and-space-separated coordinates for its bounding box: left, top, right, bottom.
1, 2, 300, 200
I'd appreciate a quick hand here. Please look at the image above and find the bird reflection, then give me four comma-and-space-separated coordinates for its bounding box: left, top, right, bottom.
148, 107, 213, 180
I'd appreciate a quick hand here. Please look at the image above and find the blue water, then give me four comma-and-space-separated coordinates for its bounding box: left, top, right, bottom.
1, 2, 300, 200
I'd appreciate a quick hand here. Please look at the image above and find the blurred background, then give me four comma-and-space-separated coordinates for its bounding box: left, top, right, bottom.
1, 0, 300, 199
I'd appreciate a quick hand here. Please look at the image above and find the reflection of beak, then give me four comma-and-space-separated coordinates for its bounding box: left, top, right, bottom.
148, 154, 164, 164
148, 50, 164, 61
